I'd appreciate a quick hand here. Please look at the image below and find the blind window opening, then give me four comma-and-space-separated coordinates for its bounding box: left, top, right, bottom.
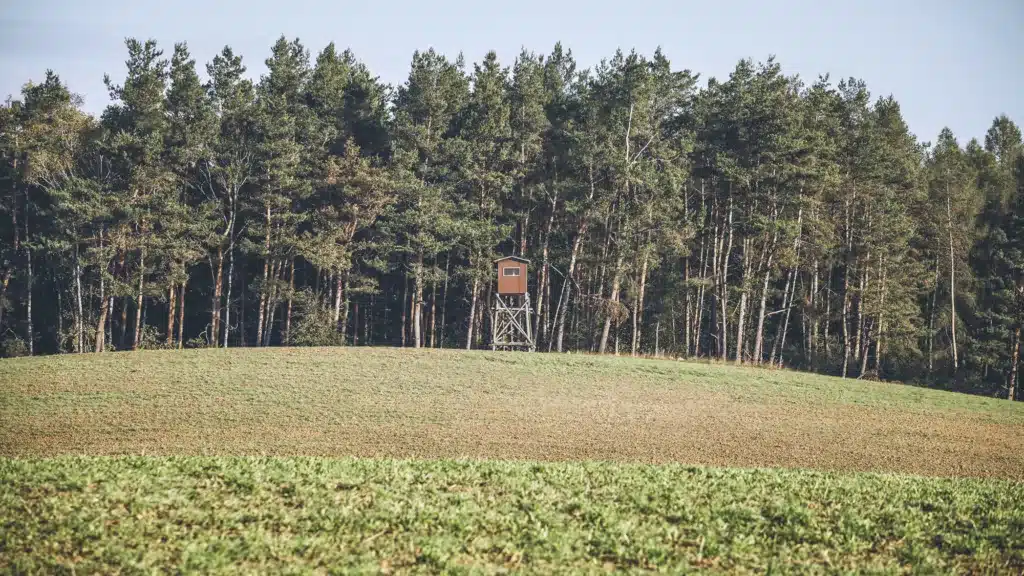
503, 267, 521, 277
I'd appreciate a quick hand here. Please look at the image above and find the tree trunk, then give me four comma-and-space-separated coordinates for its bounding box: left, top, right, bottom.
256, 205, 271, 346
238, 265, 245, 347
353, 302, 360, 345
264, 260, 282, 347
95, 234, 106, 352
264, 260, 276, 344
167, 282, 176, 346
709, 217, 722, 359
440, 253, 450, 348
414, 251, 423, 349
1010, 327, 1019, 401
858, 257, 874, 377
466, 274, 479, 350
535, 194, 557, 345
479, 278, 490, 348
734, 236, 752, 365
720, 195, 734, 360
519, 150, 530, 258
841, 261, 851, 378
824, 266, 832, 361
854, 254, 869, 363
75, 247, 84, 353
752, 253, 774, 364
772, 267, 796, 367
57, 289, 64, 352
840, 189, 854, 377
614, 321, 620, 356
217, 197, 236, 347
429, 276, 437, 348
927, 262, 939, 375
599, 252, 624, 355
334, 273, 343, 329
860, 320, 871, 378
256, 259, 269, 347
17, 201, 31, 355
544, 258, 553, 341
550, 272, 569, 353
631, 248, 649, 356
875, 260, 887, 377
340, 276, 350, 343
809, 260, 818, 361
120, 295, 129, 349
94, 296, 109, 354
177, 282, 186, 349
133, 248, 145, 351
520, 214, 529, 257
555, 164, 596, 353
366, 295, 372, 345
0, 178, 18, 337
212, 247, 223, 347
735, 290, 748, 364
571, 279, 582, 351
0, 268, 9, 335
106, 294, 113, 353
284, 258, 295, 345
25, 246, 33, 356
261, 260, 276, 346
683, 261, 691, 357
770, 207, 799, 366
696, 231, 710, 357
223, 236, 235, 348
401, 271, 409, 347
947, 192, 959, 370
655, 319, 660, 357
555, 219, 587, 353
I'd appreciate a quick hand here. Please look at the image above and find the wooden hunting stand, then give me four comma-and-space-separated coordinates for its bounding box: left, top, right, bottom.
491, 256, 535, 352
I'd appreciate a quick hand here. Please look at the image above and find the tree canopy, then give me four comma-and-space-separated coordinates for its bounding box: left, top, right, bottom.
1, 36, 1022, 400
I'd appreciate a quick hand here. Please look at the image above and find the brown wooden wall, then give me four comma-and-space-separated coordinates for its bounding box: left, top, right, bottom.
496, 261, 527, 294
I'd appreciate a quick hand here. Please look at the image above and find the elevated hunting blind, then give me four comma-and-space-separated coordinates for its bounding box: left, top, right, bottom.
491, 256, 535, 351
496, 256, 528, 295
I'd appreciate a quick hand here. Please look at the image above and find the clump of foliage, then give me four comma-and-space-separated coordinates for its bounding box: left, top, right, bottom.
290, 289, 346, 347
0, 333, 28, 357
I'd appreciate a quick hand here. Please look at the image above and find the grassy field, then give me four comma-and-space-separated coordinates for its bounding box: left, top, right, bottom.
3, 347, 1024, 573
3, 457, 1023, 574
2, 347, 1022, 477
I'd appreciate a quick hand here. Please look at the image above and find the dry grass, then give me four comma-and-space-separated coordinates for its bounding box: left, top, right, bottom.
2, 347, 1023, 478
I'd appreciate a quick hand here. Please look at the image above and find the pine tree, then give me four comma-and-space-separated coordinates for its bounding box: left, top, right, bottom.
102, 38, 174, 350
389, 49, 469, 349
16, 73, 102, 354
204, 46, 258, 348
973, 116, 1024, 397
161, 42, 217, 349
459, 51, 515, 349
0, 98, 20, 348
251, 36, 313, 346
924, 128, 981, 375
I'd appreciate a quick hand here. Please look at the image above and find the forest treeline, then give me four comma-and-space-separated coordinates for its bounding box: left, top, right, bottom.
2, 37, 1023, 399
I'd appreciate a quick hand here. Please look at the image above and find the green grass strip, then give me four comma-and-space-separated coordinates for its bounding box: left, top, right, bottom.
2, 456, 1022, 574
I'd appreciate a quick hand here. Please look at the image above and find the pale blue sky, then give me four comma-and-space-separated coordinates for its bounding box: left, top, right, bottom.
1, 0, 1021, 144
